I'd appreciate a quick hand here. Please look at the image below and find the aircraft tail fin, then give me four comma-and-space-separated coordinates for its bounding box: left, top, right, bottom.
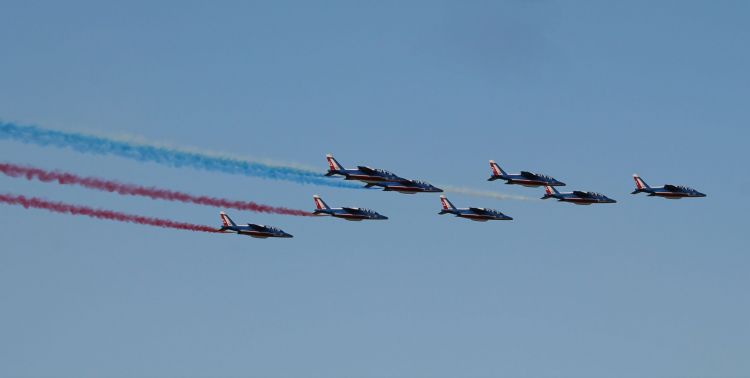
488, 160, 507, 180
325, 154, 345, 174
542, 185, 559, 199
313, 195, 331, 210
220, 211, 237, 227
439, 195, 457, 214
632, 174, 651, 193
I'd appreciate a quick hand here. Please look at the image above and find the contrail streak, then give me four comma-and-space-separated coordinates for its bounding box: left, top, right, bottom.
440, 185, 534, 201
0, 162, 313, 216
0, 121, 360, 189
0, 193, 219, 233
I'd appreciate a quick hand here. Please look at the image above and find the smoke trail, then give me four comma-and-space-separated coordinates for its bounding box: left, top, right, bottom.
0, 162, 313, 216
0, 193, 219, 233
0, 121, 361, 189
0, 121, 530, 201
441, 185, 534, 201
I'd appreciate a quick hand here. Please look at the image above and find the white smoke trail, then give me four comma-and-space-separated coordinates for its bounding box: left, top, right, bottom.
440, 185, 535, 201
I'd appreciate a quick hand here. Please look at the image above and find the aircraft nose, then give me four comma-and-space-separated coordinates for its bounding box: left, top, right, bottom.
698, 192, 707, 197
379, 215, 389, 220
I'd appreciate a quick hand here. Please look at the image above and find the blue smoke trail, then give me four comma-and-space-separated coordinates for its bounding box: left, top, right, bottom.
0, 121, 362, 189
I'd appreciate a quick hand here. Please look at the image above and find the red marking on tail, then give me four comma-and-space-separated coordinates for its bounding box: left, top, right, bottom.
0, 163, 312, 216
314, 196, 327, 210
0, 193, 219, 233
326, 155, 341, 171
440, 197, 450, 210
633, 175, 646, 190
490, 161, 501, 176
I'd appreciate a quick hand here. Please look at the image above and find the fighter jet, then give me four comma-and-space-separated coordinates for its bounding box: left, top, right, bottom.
218, 212, 293, 238
312, 195, 388, 221
324, 154, 408, 185
542, 186, 616, 205
366, 179, 443, 194
631, 174, 706, 199
438, 195, 512, 221
488, 160, 565, 187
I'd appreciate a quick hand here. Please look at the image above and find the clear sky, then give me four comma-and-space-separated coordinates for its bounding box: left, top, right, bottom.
1, 1, 748, 377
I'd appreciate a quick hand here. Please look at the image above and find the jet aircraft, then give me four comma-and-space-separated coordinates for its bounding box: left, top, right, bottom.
325, 154, 408, 185
312, 195, 388, 220
438, 195, 512, 221
366, 179, 443, 194
542, 186, 616, 205
488, 160, 565, 187
218, 212, 293, 238
631, 174, 706, 199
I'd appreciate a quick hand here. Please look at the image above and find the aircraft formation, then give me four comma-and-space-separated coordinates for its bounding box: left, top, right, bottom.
221, 155, 707, 238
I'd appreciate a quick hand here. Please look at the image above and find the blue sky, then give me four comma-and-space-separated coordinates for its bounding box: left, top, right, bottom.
1, 1, 748, 377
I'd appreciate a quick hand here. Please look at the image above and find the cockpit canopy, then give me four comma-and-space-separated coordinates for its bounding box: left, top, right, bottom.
374, 168, 398, 177
575, 191, 606, 198
521, 171, 553, 181
666, 184, 696, 192
410, 180, 433, 187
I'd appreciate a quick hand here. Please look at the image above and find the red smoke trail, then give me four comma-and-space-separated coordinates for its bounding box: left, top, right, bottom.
0, 163, 312, 216
0, 193, 219, 233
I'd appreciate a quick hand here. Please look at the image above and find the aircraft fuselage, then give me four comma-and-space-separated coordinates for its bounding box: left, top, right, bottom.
635, 187, 706, 199
489, 173, 565, 187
